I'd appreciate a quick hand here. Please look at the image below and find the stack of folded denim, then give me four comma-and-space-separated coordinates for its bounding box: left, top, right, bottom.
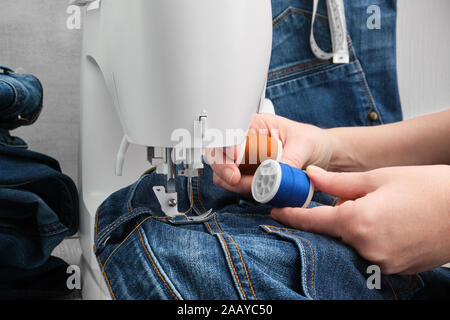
0, 66, 79, 299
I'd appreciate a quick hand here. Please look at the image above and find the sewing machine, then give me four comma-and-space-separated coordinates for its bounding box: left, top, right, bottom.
74, 0, 273, 299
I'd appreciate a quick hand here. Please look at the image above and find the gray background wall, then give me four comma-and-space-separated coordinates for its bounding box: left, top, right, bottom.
0, 0, 81, 183
0, 0, 449, 184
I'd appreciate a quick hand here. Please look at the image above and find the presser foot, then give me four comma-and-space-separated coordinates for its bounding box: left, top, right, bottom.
168, 209, 215, 225
153, 186, 216, 225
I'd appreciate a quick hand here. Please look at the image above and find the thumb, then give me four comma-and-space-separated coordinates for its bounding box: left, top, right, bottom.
306, 166, 376, 200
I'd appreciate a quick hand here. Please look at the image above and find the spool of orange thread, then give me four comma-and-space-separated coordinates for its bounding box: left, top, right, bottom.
236, 133, 283, 175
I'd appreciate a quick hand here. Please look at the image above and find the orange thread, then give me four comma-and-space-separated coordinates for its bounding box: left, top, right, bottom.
195, 176, 217, 234
218, 233, 247, 300
96, 255, 117, 300
102, 216, 154, 268
290, 233, 317, 300
196, 177, 256, 299
226, 234, 258, 300
263, 225, 316, 299
275, 226, 317, 300
385, 278, 399, 300
137, 228, 179, 300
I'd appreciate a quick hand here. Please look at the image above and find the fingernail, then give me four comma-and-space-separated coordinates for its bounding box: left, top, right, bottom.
306, 165, 326, 176
224, 168, 235, 185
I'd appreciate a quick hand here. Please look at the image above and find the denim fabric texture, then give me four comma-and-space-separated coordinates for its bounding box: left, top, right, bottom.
0, 66, 43, 130
94, 0, 450, 300
0, 66, 79, 299
0, 256, 74, 300
0, 146, 79, 269
0, 145, 80, 299
0, 129, 27, 149
96, 170, 449, 300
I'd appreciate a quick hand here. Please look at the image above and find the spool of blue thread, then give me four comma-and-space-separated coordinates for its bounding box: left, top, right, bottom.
251, 160, 314, 208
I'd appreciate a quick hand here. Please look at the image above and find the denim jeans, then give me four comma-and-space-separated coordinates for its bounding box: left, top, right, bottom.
94, 0, 450, 299
0, 66, 79, 299
267, 0, 401, 129
95, 170, 450, 300
0, 144, 80, 299
0, 256, 74, 300
0, 146, 79, 269
0, 66, 43, 130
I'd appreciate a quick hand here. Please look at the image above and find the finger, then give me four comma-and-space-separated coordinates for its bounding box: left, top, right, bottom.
280, 149, 308, 169
249, 114, 284, 140
306, 166, 377, 200
205, 147, 239, 165
206, 148, 241, 186
271, 206, 342, 239
213, 173, 253, 195
210, 163, 241, 186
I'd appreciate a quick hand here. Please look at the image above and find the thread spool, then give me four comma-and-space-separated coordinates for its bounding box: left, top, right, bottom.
236, 133, 283, 176
251, 160, 314, 208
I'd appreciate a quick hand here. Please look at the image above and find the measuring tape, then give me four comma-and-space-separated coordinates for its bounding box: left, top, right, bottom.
310, 0, 349, 64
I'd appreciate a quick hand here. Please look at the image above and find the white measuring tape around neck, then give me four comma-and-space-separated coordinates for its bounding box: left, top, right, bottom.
310, 0, 349, 64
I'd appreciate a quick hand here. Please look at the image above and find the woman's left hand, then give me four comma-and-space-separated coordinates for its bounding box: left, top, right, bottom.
271, 165, 450, 275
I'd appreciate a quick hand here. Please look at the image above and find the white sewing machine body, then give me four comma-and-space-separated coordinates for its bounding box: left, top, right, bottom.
76, 0, 273, 299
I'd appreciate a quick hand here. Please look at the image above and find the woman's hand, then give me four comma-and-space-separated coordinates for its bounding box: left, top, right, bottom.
207, 113, 335, 195
272, 165, 450, 275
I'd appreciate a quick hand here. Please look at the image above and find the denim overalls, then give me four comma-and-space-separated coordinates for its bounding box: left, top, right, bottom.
93, 0, 450, 300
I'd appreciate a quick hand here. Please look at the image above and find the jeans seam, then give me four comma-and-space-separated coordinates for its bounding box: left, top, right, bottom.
96, 254, 117, 300
385, 278, 399, 300
262, 225, 315, 299
268, 60, 331, 81
217, 233, 247, 300
286, 231, 317, 300
194, 176, 219, 234
95, 207, 151, 248
195, 175, 255, 300
352, 54, 384, 125
225, 233, 258, 300
273, 6, 328, 29
0, 223, 68, 237
100, 216, 154, 268
136, 227, 180, 300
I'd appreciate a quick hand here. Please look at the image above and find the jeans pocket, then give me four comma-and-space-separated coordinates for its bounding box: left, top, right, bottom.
260, 225, 316, 299
267, 7, 382, 128
259, 224, 425, 300
269, 6, 335, 85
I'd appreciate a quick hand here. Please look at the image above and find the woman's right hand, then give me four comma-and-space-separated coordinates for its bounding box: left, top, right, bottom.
206, 113, 336, 196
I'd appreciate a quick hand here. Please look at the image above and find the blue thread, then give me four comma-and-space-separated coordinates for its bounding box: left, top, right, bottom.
269, 162, 312, 208
252, 160, 313, 208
